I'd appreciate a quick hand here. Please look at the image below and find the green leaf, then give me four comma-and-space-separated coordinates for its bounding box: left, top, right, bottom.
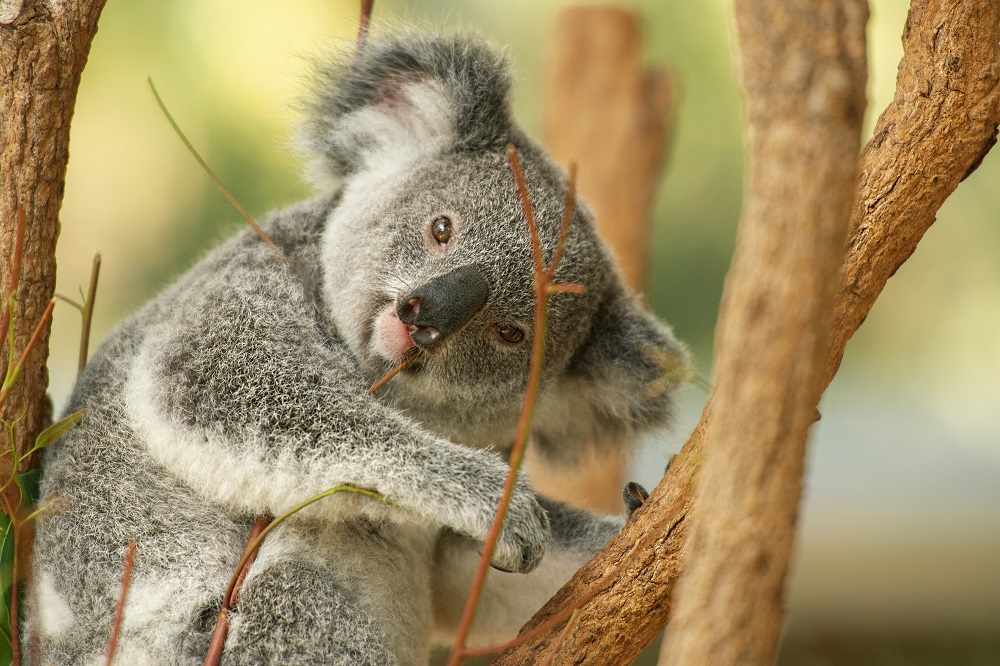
30, 410, 86, 455
16, 468, 42, 508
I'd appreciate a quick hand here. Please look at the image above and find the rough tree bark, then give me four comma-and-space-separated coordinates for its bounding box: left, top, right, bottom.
658, 0, 868, 663
0, 1, 108, 501
491, 1, 1000, 664
527, 6, 674, 515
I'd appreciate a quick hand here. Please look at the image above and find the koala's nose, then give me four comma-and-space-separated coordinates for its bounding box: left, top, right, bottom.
397, 265, 490, 348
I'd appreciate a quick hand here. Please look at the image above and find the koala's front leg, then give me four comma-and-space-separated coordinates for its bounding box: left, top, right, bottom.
431, 496, 627, 648
128, 269, 550, 574
223, 519, 436, 666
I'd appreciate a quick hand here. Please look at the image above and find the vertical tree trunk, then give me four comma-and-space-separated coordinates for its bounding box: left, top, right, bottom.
658, 1, 868, 663
0, 0, 107, 493
530, 6, 674, 514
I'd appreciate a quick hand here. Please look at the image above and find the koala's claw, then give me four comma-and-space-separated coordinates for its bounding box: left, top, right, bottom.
623, 481, 649, 518
488, 486, 550, 574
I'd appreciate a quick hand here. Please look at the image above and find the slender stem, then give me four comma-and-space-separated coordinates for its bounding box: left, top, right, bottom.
546, 163, 577, 280
358, 0, 375, 50
79, 253, 101, 376
203, 515, 270, 666
539, 608, 580, 666
10, 518, 20, 666
0, 300, 55, 410
506, 147, 544, 274
458, 594, 585, 659
228, 515, 271, 608
53, 294, 83, 310
147, 79, 296, 270
203, 485, 386, 665
367, 348, 420, 394
446, 147, 581, 666
105, 542, 137, 666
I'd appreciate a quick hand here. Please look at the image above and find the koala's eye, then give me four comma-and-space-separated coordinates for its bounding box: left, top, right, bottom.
497, 324, 525, 345
431, 216, 452, 246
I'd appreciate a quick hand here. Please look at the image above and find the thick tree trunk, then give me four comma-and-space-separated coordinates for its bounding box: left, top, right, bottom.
658, 1, 868, 663
0, 0, 107, 494
529, 6, 674, 515
491, 1, 1000, 664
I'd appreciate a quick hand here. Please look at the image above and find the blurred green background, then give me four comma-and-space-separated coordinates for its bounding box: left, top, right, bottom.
49, 1, 999, 664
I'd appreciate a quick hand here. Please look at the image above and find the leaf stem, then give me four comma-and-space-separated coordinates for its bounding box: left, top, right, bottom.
147, 78, 296, 270
104, 541, 136, 666
203, 485, 388, 665
79, 253, 101, 375
0, 300, 55, 410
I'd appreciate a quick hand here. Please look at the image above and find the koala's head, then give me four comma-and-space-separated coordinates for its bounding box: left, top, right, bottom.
300, 32, 689, 455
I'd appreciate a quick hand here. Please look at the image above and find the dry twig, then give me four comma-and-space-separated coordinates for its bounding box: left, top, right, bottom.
445, 148, 581, 665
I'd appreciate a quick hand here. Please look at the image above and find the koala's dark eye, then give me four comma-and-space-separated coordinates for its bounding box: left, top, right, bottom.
497, 324, 525, 345
431, 216, 452, 246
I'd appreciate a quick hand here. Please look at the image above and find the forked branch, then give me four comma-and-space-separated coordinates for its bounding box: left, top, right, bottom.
490, 1, 1000, 663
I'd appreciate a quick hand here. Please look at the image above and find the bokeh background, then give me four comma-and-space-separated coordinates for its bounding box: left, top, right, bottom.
49, 1, 999, 664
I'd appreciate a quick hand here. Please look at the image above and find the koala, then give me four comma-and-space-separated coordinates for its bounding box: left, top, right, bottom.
32, 32, 688, 665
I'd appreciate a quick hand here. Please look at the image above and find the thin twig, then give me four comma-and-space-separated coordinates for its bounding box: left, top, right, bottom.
203, 515, 270, 665
367, 348, 420, 394
358, 0, 375, 50
229, 515, 270, 608
539, 608, 580, 666
78, 253, 101, 376
9, 506, 20, 666
203, 486, 387, 665
0, 300, 55, 410
545, 164, 577, 280
446, 147, 581, 666
104, 541, 137, 666
506, 148, 544, 274
457, 571, 608, 659
53, 294, 83, 310
147, 78, 296, 270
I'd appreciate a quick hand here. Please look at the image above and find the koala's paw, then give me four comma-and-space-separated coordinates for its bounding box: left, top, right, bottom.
489, 485, 550, 574
623, 481, 649, 518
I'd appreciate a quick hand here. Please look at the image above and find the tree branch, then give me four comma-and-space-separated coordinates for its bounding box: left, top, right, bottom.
490, 1, 1000, 663
0, 0, 108, 479
658, 0, 868, 662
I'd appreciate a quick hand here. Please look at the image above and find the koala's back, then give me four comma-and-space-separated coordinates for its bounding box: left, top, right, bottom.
33, 197, 340, 662
34, 318, 252, 662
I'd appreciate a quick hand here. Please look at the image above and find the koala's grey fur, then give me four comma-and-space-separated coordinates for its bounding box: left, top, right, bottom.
33, 32, 688, 665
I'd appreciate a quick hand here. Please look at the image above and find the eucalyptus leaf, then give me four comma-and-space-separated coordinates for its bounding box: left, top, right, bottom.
32, 410, 86, 454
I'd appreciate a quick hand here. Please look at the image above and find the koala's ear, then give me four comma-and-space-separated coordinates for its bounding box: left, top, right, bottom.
298, 32, 514, 187
534, 292, 690, 460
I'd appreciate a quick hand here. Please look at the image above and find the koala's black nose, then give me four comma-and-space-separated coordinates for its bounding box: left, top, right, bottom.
397, 265, 490, 348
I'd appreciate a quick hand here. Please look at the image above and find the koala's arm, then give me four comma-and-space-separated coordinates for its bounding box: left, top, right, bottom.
125, 242, 547, 573
432, 495, 627, 646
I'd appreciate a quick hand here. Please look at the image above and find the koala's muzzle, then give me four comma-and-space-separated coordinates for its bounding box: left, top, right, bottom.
397, 265, 490, 348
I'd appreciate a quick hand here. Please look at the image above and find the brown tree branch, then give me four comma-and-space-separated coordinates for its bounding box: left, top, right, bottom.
491, 1, 1000, 663
658, 0, 868, 663
0, 0, 108, 481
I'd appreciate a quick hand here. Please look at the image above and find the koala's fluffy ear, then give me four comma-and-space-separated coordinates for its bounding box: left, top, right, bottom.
534, 291, 690, 461
298, 32, 513, 187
